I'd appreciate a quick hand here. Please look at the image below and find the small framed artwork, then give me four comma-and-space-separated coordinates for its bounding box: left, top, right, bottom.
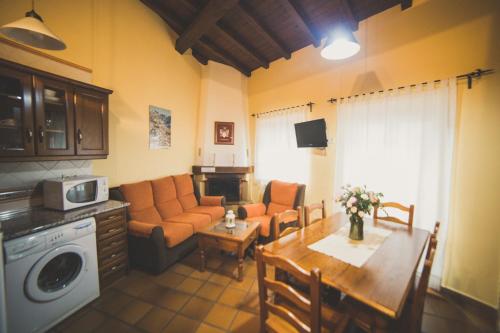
214, 121, 234, 145
149, 105, 171, 149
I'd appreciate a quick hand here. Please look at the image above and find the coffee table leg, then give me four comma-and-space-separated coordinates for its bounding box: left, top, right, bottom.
237, 245, 244, 281
199, 239, 206, 272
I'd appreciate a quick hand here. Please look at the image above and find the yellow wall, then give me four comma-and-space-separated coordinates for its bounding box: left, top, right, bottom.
248, 0, 500, 308
0, 0, 201, 186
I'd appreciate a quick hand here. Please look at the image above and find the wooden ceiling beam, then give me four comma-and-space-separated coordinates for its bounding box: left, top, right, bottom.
199, 37, 252, 77
339, 0, 359, 32
175, 0, 239, 54
401, 0, 413, 10
238, 2, 291, 60
285, 0, 321, 47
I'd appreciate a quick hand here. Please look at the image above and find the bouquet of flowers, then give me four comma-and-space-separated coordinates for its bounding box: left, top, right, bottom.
335, 185, 384, 240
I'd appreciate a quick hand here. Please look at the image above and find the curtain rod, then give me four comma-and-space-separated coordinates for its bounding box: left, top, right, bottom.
251, 101, 314, 117
326, 68, 495, 103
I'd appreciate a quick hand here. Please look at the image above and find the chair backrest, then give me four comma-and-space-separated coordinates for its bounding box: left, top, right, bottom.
426, 221, 440, 259
410, 247, 436, 333
262, 180, 306, 210
374, 202, 414, 228
305, 200, 326, 226
256, 245, 322, 333
274, 208, 303, 240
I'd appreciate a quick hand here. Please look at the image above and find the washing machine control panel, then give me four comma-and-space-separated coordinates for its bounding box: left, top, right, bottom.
46, 230, 69, 247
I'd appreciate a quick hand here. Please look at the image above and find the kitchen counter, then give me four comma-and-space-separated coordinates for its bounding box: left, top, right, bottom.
0, 200, 129, 241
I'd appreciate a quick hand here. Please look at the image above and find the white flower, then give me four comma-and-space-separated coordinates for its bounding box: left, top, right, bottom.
361, 194, 369, 200
358, 211, 365, 218
350, 206, 358, 213
353, 187, 361, 193
346, 202, 352, 208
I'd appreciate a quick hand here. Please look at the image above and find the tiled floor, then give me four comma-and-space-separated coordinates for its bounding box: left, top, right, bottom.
52, 249, 495, 333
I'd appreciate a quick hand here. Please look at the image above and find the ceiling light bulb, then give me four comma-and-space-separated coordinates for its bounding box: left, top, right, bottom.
321, 29, 360, 60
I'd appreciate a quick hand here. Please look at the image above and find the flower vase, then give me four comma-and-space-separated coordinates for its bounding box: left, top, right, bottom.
349, 214, 364, 241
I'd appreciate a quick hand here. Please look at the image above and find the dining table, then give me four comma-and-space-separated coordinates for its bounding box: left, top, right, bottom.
263, 213, 430, 333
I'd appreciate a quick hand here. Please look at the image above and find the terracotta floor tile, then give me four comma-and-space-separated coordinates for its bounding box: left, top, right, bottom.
228, 277, 255, 293
154, 271, 187, 288
116, 299, 153, 325
180, 296, 214, 321
208, 272, 233, 286
239, 292, 260, 314
92, 289, 134, 315
195, 323, 226, 333
190, 268, 215, 281
59, 309, 107, 333
205, 257, 224, 270
54, 306, 91, 331
94, 318, 140, 333
136, 307, 175, 333
156, 289, 191, 311
204, 304, 238, 330
218, 287, 248, 307
163, 314, 200, 333
176, 277, 205, 294
229, 311, 259, 333
173, 263, 196, 276
139, 283, 171, 304
113, 275, 153, 297
196, 282, 226, 301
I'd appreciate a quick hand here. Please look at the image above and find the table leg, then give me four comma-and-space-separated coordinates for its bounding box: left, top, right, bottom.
237, 245, 244, 281
374, 314, 391, 333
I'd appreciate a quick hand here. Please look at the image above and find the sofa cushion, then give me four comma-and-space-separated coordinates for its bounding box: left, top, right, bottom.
164, 213, 211, 232
161, 222, 194, 248
186, 206, 225, 221
270, 180, 298, 207
152, 176, 184, 219
267, 202, 293, 217
173, 174, 198, 210
247, 215, 273, 237
120, 181, 162, 223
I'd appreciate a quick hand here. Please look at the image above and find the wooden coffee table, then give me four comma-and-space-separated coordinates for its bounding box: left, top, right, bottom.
198, 220, 260, 281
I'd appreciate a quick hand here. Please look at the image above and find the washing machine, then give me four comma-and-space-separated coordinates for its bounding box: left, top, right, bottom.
4, 217, 99, 333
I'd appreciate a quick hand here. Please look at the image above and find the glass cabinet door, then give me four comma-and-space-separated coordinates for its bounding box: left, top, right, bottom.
0, 68, 35, 157
34, 77, 74, 156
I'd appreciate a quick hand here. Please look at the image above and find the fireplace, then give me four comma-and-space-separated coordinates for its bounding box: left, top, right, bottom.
206, 175, 242, 203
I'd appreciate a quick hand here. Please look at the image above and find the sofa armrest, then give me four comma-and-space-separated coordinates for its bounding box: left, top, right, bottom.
200, 195, 225, 206
238, 203, 267, 219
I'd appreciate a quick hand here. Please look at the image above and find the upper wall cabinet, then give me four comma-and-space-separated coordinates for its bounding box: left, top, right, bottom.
0, 59, 112, 161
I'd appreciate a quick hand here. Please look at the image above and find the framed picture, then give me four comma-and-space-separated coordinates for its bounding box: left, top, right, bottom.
214, 121, 234, 145
149, 105, 171, 149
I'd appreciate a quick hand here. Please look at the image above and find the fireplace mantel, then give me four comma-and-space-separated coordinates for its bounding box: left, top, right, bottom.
192, 166, 254, 175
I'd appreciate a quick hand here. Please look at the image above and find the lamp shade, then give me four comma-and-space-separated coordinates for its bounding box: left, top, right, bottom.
0, 10, 66, 50
321, 28, 360, 60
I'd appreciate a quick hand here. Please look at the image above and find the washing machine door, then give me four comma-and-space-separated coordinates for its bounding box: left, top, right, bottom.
25, 244, 87, 302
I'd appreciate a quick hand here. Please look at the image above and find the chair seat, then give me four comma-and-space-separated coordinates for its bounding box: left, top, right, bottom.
164, 212, 211, 232
247, 214, 273, 237
185, 205, 225, 221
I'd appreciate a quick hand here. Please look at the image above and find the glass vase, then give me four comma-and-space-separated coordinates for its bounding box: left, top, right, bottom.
349, 214, 364, 241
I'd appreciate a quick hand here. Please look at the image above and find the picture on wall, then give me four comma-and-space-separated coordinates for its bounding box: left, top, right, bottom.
149, 105, 171, 149
214, 121, 234, 145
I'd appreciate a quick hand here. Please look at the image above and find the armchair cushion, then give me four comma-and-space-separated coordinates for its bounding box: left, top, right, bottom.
152, 176, 183, 219
247, 215, 273, 237
164, 213, 211, 232
239, 203, 267, 219
200, 196, 224, 206
120, 181, 162, 223
267, 202, 293, 217
173, 174, 198, 210
186, 206, 225, 221
269, 180, 298, 207
128, 220, 193, 248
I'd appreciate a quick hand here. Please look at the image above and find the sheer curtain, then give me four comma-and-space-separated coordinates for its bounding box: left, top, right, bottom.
255, 107, 310, 184
334, 79, 457, 281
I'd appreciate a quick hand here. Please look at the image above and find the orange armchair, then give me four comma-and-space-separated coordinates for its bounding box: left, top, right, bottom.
238, 180, 306, 243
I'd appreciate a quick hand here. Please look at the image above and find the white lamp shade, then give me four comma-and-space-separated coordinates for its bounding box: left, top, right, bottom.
321, 29, 360, 60
0, 15, 66, 50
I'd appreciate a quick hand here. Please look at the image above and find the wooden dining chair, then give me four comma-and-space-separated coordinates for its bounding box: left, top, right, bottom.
426, 221, 440, 259
273, 207, 303, 240
374, 202, 415, 228
255, 245, 349, 333
305, 200, 326, 226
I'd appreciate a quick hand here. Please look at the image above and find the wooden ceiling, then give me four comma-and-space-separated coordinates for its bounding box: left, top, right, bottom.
141, 0, 412, 76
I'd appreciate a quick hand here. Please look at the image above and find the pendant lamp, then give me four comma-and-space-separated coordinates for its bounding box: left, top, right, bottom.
321, 27, 360, 60
0, 0, 66, 50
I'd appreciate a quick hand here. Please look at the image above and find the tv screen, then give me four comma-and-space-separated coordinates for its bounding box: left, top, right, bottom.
295, 119, 328, 148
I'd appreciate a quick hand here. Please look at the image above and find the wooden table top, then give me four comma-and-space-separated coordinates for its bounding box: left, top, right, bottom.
198, 220, 260, 242
263, 213, 429, 319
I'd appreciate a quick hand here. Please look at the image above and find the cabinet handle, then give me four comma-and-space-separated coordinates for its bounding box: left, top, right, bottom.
77, 129, 83, 144
26, 129, 33, 143
38, 127, 44, 143
107, 228, 121, 234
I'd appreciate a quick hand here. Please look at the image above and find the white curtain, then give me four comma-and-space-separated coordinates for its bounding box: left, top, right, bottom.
255, 107, 310, 184
334, 79, 457, 281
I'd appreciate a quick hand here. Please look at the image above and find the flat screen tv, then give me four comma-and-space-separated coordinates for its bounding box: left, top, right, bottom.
295, 119, 328, 148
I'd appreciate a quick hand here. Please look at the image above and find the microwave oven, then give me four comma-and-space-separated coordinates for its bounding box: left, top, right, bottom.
43, 176, 109, 211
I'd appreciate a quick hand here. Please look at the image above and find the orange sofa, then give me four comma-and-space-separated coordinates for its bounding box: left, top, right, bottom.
112, 173, 225, 273
238, 180, 306, 243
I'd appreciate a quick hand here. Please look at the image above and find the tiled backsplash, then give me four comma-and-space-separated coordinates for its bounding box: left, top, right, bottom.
0, 160, 93, 189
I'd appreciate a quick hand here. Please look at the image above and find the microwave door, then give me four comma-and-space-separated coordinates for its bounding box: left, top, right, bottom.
66, 181, 98, 204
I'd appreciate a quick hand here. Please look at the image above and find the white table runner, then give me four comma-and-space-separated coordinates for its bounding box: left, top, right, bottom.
307, 225, 392, 267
